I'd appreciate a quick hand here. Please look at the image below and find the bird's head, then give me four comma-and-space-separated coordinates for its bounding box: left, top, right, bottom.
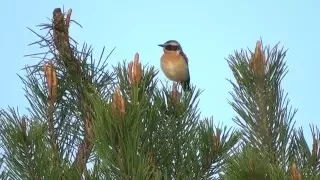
158, 40, 182, 54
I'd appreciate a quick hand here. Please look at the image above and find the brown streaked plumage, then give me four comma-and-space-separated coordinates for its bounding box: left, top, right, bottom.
158, 40, 190, 91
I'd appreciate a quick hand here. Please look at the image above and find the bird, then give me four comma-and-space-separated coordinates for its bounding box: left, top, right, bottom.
158, 40, 191, 91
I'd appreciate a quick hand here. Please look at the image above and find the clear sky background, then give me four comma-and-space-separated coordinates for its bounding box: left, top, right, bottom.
0, 0, 319, 145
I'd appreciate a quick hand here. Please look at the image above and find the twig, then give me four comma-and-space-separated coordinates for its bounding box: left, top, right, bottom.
48, 100, 58, 162
44, 61, 59, 163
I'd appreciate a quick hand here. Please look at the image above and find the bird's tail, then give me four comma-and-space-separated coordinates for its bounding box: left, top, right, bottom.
181, 79, 191, 92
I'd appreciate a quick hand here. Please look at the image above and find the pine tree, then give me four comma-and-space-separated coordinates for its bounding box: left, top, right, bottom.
223, 41, 320, 179
0, 8, 239, 180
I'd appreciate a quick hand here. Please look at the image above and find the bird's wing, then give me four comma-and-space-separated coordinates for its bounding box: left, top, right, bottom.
180, 51, 189, 65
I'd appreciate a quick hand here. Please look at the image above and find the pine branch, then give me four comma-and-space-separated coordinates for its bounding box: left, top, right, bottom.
0, 108, 52, 179
225, 40, 298, 178
198, 119, 240, 178
228, 40, 296, 163
51, 8, 93, 176
292, 125, 320, 178
19, 7, 114, 178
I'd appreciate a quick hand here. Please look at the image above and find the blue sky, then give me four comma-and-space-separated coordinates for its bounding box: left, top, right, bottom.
1, 0, 319, 145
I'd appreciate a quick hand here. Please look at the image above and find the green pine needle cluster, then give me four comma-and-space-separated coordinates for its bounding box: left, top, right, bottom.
0, 8, 319, 180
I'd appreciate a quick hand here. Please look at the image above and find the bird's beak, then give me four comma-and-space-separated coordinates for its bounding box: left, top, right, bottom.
158, 44, 165, 47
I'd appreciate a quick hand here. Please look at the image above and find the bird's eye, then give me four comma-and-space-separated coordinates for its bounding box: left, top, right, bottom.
165, 45, 180, 51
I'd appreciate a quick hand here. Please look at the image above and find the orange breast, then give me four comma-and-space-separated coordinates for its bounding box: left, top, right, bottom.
160, 53, 189, 82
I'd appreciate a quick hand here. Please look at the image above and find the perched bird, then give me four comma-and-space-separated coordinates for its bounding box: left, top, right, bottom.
158, 40, 191, 91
